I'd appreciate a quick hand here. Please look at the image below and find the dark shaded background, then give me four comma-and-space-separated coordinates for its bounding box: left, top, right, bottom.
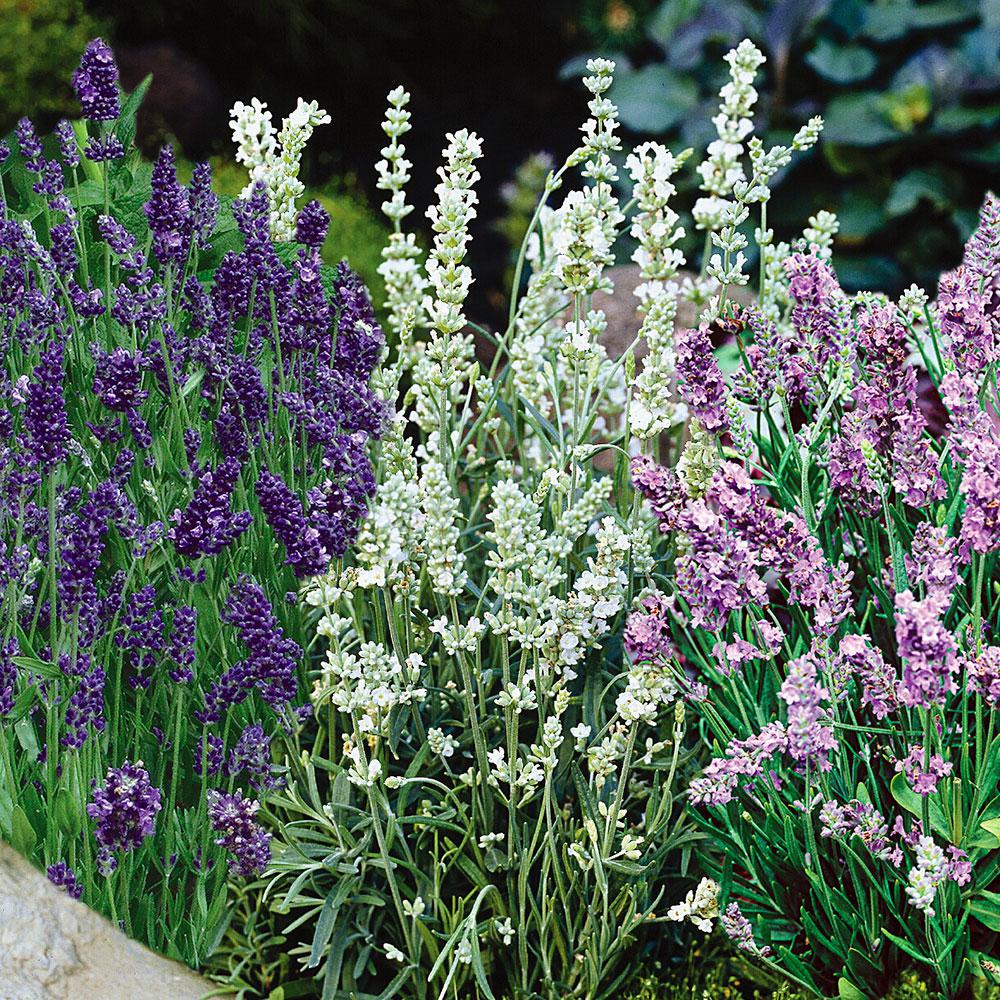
86, 0, 587, 316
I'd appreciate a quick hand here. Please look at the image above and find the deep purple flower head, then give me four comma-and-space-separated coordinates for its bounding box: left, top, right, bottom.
189, 163, 219, 250
116, 584, 165, 689
47, 862, 84, 900
331, 262, 385, 380
281, 250, 330, 353
167, 605, 197, 683
295, 199, 330, 249
0, 638, 19, 716
72, 38, 121, 122
84, 135, 125, 162
206, 789, 271, 877
97, 215, 137, 257
145, 145, 191, 264
196, 733, 225, 777
229, 723, 278, 790
219, 575, 301, 712
256, 468, 329, 577
59, 483, 123, 632
87, 760, 161, 855
93, 348, 148, 412
15, 118, 45, 173
62, 663, 106, 749
168, 457, 253, 559
24, 340, 71, 469
49, 222, 78, 277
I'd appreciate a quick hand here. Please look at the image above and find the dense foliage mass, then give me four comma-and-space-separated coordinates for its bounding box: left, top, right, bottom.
569, 0, 1000, 292
0, 39, 384, 963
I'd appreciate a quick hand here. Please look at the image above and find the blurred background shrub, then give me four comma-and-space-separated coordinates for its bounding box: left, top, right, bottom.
0, 0, 106, 125
568, 0, 1000, 291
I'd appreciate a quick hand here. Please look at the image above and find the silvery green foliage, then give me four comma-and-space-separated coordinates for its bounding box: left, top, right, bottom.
257, 54, 698, 1000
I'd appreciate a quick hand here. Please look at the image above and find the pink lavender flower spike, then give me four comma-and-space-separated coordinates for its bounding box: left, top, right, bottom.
779, 645, 836, 771
720, 901, 771, 957
895, 589, 959, 708
675, 324, 730, 434
895, 745, 953, 796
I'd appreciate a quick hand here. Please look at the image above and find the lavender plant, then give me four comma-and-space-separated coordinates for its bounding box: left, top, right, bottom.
0, 39, 384, 963
236, 61, 701, 1000
624, 80, 1000, 1000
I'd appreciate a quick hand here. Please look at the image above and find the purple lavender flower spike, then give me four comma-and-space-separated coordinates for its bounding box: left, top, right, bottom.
228, 723, 278, 790
206, 789, 271, 877
47, 862, 84, 899
0, 638, 19, 716
295, 199, 330, 249
72, 38, 121, 122
219, 576, 301, 713
93, 347, 148, 412
115, 584, 165, 689
87, 761, 162, 867
256, 468, 329, 578
189, 163, 219, 250
167, 605, 197, 683
145, 146, 191, 265
83, 135, 125, 162
168, 457, 253, 559
62, 664, 107, 749
24, 340, 71, 470
55, 120, 81, 169
15, 118, 45, 174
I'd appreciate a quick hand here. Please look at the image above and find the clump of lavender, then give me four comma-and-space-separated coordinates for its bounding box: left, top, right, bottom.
0, 35, 385, 964
629, 132, 1000, 993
